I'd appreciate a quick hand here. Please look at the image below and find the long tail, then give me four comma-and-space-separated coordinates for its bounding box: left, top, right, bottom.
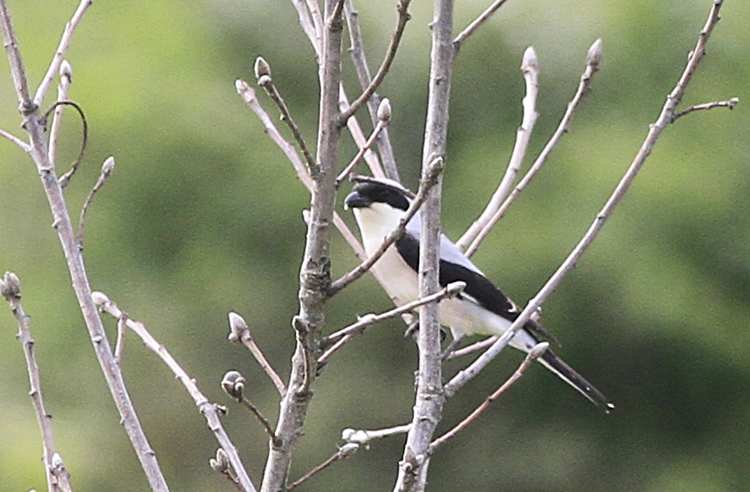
537, 348, 615, 413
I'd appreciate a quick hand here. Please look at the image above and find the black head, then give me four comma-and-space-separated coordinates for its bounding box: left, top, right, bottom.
344, 180, 411, 211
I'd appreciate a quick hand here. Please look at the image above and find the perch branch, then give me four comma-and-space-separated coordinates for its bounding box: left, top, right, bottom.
318, 281, 465, 366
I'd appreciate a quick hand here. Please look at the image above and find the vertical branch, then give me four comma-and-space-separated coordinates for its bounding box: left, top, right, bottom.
259, 0, 344, 490
0, 3, 169, 491
394, 1, 454, 491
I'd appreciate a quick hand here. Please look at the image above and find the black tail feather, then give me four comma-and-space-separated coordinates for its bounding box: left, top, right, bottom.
538, 348, 614, 413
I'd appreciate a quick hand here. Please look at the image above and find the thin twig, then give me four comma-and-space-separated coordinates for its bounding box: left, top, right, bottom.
318, 281, 465, 366
48, 60, 72, 168
228, 312, 287, 396
77, 156, 114, 247
430, 343, 548, 453
1, 2, 169, 488
456, 46, 539, 251
339, 86, 388, 179
114, 315, 127, 365
94, 292, 257, 492
43, 99, 88, 188
446, 1, 727, 398
286, 443, 359, 491
445, 335, 498, 360
453, 0, 512, 51
255, 57, 319, 176
672, 97, 739, 122
221, 371, 281, 447
462, 38, 603, 257
1, 272, 64, 492
236, 79, 366, 259
0, 126, 30, 152
327, 157, 444, 296
340, 0, 412, 122
33, 0, 91, 107
343, 0, 399, 181
335, 99, 390, 186
342, 424, 411, 445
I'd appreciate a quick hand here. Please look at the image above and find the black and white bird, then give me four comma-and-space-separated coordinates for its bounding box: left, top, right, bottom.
344, 178, 614, 413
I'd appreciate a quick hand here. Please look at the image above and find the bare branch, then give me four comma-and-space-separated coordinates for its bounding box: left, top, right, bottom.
221, 371, 281, 448
395, 1, 455, 489
456, 46, 539, 251
255, 57, 319, 176
260, 2, 345, 489
335, 98, 391, 186
327, 156, 444, 297
228, 312, 287, 396
463, 38, 603, 257
1, 2, 169, 488
48, 60, 73, 167
94, 292, 257, 492
430, 343, 548, 453
343, 0, 399, 181
33, 0, 91, 107
318, 281, 465, 366
286, 443, 359, 491
0, 126, 30, 152
445, 335, 498, 360
340, 0, 412, 122
1, 272, 66, 492
672, 97, 739, 121
447, 1, 726, 398
77, 156, 115, 247
453, 0, 512, 51
342, 424, 411, 445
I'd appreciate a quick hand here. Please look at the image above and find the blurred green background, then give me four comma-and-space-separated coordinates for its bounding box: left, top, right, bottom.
1, 0, 749, 490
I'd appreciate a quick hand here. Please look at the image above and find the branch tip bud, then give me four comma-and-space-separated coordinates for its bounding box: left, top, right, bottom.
254, 57, 272, 79
221, 370, 246, 399
1, 272, 21, 300
228, 312, 249, 341
60, 60, 73, 80
587, 39, 603, 68
529, 342, 549, 360
101, 156, 115, 177
521, 46, 537, 71
377, 98, 392, 122
91, 291, 110, 306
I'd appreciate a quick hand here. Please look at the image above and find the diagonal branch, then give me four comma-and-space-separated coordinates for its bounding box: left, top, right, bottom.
340, 0, 412, 122
2, 272, 68, 492
456, 46, 539, 251
94, 292, 257, 492
672, 96, 739, 122
327, 157, 444, 297
446, 0, 727, 399
453, 0, 512, 51
461, 38, 603, 257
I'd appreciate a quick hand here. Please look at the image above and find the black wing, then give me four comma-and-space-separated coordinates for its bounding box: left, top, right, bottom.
395, 234, 560, 345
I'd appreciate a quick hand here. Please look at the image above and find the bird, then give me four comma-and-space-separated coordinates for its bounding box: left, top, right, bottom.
344, 177, 614, 413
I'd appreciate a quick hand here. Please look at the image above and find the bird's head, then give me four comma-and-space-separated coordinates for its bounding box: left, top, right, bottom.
344, 178, 413, 238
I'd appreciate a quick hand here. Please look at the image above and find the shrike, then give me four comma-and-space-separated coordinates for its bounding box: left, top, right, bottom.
345, 178, 614, 412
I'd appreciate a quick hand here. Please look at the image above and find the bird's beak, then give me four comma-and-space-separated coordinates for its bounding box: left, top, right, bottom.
344, 191, 369, 210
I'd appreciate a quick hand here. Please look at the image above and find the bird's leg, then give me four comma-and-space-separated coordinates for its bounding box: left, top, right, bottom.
441, 335, 464, 361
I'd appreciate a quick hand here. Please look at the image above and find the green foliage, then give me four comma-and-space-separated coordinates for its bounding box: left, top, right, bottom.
1, 0, 749, 491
